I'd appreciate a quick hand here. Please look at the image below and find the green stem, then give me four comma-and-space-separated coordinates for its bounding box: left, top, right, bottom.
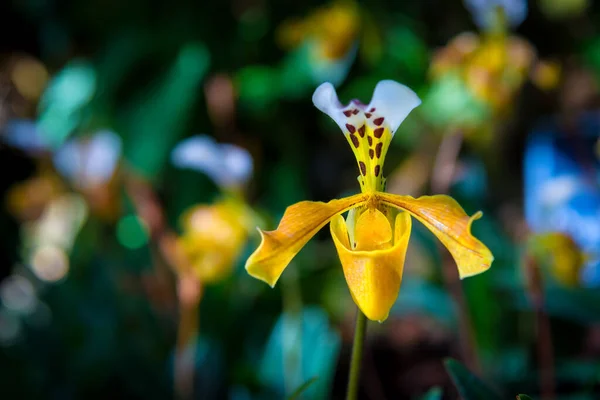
346, 308, 368, 400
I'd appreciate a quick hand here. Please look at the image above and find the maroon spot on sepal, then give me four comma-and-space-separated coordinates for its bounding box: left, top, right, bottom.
359, 161, 367, 176
350, 134, 360, 148
346, 123, 356, 133
374, 127, 384, 138
374, 165, 381, 177
358, 125, 366, 137
375, 142, 383, 158
373, 117, 384, 126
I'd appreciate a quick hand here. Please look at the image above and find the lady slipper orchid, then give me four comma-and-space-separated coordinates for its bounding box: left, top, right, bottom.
246, 80, 494, 322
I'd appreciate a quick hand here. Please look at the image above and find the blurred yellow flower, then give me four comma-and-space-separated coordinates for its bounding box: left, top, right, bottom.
246, 81, 494, 322
431, 32, 539, 119
530, 232, 587, 287
277, 1, 360, 61
174, 198, 251, 284
428, 2, 561, 142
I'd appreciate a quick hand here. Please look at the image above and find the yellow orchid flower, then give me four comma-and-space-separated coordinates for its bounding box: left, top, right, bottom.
246, 80, 494, 322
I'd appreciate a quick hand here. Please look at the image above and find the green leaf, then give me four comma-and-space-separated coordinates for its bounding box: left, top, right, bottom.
287, 377, 319, 400
120, 42, 209, 179
444, 358, 503, 400
516, 395, 534, 400
417, 386, 443, 400
37, 60, 97, 148
260, 306, 340, 400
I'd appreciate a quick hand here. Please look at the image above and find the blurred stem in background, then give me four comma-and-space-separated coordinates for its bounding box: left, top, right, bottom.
524, 254, 556, 400
124, 174, 203, 399
174, 275, 202, 400
442, 251, 481, 373
430, 129, 481, 373
346, 309, 367, 400
431, 131, 464, 195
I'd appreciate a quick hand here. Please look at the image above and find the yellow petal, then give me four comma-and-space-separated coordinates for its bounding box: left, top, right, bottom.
246, 193, 368, 287
331, 211, 412, 322
377, 193, 493, 278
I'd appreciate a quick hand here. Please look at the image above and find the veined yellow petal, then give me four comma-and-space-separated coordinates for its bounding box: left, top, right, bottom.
331, 211, 412, 322
246, 193, 368, 287
377, 193, 493, 278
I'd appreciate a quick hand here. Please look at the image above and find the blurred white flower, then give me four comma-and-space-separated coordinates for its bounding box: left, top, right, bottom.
538, 175, 581, 208
306, 41, 358, 87
53, 130, 122, 188
171, 135, 253, 189
464, 0, 528, 29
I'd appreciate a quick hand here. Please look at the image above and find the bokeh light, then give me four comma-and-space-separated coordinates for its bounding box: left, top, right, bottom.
116, 214, 149, 250
9, 55, 49, 101
0, 275, 36, 315
30, 245, 69, 282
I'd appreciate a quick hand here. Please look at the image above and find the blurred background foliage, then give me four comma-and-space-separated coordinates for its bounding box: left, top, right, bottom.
0, 0, 599, 399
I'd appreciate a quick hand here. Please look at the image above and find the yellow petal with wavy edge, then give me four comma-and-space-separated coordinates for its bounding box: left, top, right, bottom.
377, 193, 493, 278
246, 193, 368, 287
331, 211, 412, 322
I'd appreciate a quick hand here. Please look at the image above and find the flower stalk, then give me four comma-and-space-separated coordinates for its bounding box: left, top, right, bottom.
346, 308, 368, 400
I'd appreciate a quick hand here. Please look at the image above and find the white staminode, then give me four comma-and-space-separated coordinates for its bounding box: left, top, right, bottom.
171, 135, 253, 189
464, 0, 528, 29
312, 80, 421, 136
